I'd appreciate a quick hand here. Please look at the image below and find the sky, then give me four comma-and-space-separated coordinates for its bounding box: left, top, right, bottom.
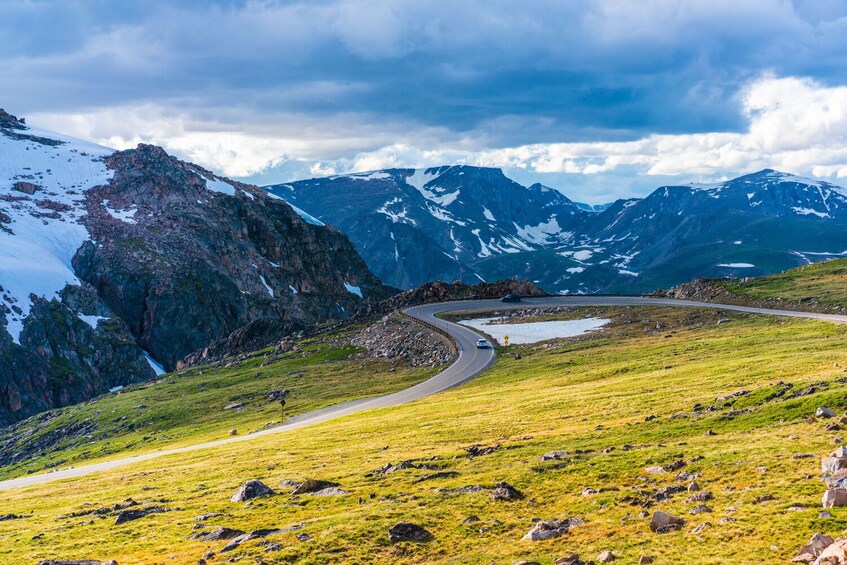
4, 0, 847, 203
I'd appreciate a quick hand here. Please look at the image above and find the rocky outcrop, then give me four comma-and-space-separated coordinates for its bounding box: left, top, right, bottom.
352, 313, 455, 367
0, 112, 391, 425
77, 144, 390, 371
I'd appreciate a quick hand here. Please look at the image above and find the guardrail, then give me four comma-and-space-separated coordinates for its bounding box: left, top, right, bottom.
398, 310, 458, 351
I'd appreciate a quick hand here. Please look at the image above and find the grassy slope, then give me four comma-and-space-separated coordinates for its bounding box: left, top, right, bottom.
720, 257, 847, 307
3, 307, 847, 564
0, 330, 440, 480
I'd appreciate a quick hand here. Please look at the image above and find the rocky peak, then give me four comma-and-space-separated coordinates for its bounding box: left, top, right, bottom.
0, 109, 25, 130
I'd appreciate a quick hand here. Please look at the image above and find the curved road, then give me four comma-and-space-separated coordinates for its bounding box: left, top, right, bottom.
3, 295, 847, 491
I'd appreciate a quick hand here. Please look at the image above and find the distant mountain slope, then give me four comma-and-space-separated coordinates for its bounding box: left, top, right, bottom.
267, 166, 586, 288
0, 109, 389, 425
267, 167, 847, 294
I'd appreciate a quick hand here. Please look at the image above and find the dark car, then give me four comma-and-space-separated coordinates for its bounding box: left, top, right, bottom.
501, 293, 522, 303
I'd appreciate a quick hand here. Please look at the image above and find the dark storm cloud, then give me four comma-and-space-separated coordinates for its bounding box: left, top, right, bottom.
3, 0, 846, 141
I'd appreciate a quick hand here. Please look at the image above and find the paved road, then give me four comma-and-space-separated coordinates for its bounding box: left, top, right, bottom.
3, 296, 847, 491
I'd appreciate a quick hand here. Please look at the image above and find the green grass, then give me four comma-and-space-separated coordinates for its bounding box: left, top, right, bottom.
0, 329, 441, 480
3, 306, 846, 564
720, 257, 847, 308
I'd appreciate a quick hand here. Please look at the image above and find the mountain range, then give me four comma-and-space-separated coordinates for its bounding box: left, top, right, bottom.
268, 166, 847, 292
0, 109, 389, 425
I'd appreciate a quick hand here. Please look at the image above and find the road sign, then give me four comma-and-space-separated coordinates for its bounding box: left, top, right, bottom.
504, 335, 509, 346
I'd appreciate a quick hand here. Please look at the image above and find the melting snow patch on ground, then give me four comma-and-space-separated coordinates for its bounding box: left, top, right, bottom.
344, 282, 363, 297
460, 317, 609, 345
717, 263, 755, 268
143, 351, 167, 376
203, 176, 237, 196
792, 207, 829, 218
259, 275, 274, 298
266, 192, 325, 225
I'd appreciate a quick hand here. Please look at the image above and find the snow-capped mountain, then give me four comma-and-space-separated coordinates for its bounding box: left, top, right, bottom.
0, 109, 388, 425
266, 167, 847, 294
267, 166, 587, 288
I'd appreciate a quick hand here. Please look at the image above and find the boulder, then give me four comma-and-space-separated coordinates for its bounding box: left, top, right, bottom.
822, 457, 847, 474
638, 557, 654, 564
522, 517, 585, 541
388, 522, 433, 543
597, 550, 615, 562
292, 478, 339, 495
824, 488, 847, 508
200, 527, 245, 541
231, 480, 274, 502
791, 533, 835, 563
649, 510, 685, 533
489, 482, 524, 501
310, 487, 350, 496
814, 537, 847, 564
818, 407, 837, 418
554, 554, 584, 565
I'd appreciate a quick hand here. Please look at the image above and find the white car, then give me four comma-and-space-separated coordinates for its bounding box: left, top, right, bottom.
476, 338, 490, 349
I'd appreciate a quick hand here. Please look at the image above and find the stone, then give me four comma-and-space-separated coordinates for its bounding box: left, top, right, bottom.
821, 511, 833, 519
540, 450, 569, 461
522, 517, 584, 541
645, 466, 666, 474
554, 554, 584, 565
688, 481, 700, 492
231, 479, 274, 502
489, 482, 524, 501
689, 505, 711, 515
13, 181, 41, 194
200, 527, 245, 542
691, 522, 711, 534
791, 533, 834, 563
685, 491, 712, 503
818, 407, 837, 418
114, 506, 168, 525
597, 550, 615, 562
813, 536, 847, 564
292, 478, 339, 495
388, 522, 433, 543
823, 488, 847, 508
310, 487, 350, 496
228, 429, 238, 436
514, 562, 541, 565
38, 562, 117, 565
221, 529, 281, 552
649, 510, 685, 533
582, 487, 598, 496
703, 429, 717, 436
638, 557, 654, 564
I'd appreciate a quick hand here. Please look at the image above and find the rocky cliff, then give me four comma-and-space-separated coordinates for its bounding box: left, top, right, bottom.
0, 110, 390, 425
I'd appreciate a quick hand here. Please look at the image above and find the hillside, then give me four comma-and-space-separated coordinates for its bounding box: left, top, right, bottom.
0, 109, 390, 426
4, 303, 847, 563
268, 167, 847, 295
664, 258, 847, 314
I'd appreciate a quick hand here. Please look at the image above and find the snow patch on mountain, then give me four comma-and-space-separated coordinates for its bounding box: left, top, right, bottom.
103, 200, 138, 224
0, 125, 114, 343
266, 192, 325, 225
344, 282, 363, 297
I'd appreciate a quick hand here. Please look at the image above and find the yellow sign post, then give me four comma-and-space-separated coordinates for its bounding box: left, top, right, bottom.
504, 335, 509, 346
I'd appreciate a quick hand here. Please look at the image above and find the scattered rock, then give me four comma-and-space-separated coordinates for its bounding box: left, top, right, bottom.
691, 522, 711, 534
689, 505, 712, 515
38, 561, 117, 565
818, 407, 837, 418
597, 550, 615, 562
685, 491, 712, 503
435, 485, 486, 495
823, 488, 847, 508
812, 536, 847, 564
489, 482, 524, 501
649, 510, 685, 533
292, 478, 339, 495
466, 444, 500, 458
638, 557, 654, 565
231, 479, 274, 502
228, 429, 238, 436
114, 506, 168, 525
688, 482, 700, 492
792, 533, 835, 563
554, 554, 585, 565
310, 487, 350, 496
221, 529, 282, 552
521, 517, 585, 541
754, 493, 777, 504
463, 515, 481, 525
645, 466, 666, 474
200, 527, 245, 542
388, 522, 433, 543
540, 451, 569, 461
412, 471, 460, 483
